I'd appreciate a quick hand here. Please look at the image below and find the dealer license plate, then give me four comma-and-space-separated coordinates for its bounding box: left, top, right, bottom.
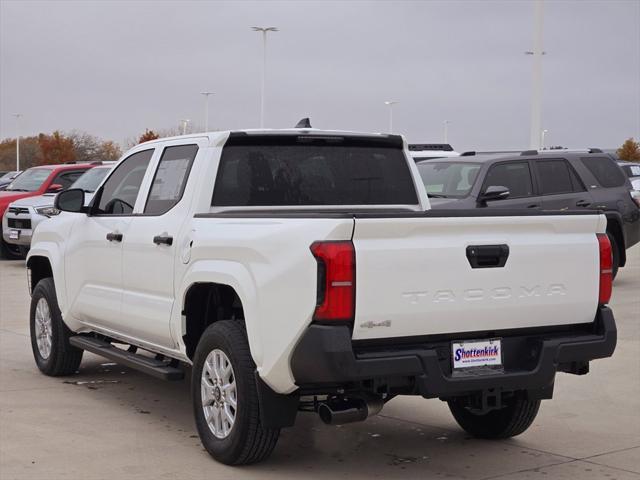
452, 339, 502, 369
9, 230, 20, 240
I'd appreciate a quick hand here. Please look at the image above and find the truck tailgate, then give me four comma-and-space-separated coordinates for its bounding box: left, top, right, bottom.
352, 213, 605, 340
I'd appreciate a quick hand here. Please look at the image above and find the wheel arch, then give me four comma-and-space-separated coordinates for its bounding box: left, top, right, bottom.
182, 282, 246, 359
27, 255, 54, 294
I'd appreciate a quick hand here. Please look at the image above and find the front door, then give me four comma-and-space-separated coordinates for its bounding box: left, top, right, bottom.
65, 148, 156, 333
120, 141, 202, 348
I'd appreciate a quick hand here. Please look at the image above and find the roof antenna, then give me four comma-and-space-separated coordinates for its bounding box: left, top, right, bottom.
295, 117, 312, 128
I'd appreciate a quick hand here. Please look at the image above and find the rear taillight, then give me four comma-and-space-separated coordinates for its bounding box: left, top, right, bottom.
630, 190, 640, 208
310, 241, 355, 322
597, 233, 612, 305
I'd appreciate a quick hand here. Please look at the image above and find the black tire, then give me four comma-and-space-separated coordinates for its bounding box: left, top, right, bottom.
607, 233, 620, 280
448, 394, 541, 439
0, 235, 24, 260
29, 277, 83, 376
192, 320, 280, 465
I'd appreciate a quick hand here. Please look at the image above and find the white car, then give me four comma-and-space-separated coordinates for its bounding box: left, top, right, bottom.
27, 128, 616, 465
2, 164, 113, 250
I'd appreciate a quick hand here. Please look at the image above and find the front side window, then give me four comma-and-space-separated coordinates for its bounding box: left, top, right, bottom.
94, 150, 154, 215
5, 168, 52, 192
483, 162, 534, 198
535, 159, 583, 195
144, 145, 198, 215
417, 162, 481, 198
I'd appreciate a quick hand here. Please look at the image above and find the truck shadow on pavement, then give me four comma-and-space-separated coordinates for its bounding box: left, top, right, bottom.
64, 354, 560, 478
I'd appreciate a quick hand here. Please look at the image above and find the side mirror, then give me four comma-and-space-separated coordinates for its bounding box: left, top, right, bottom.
55, 188, 86, 213
47, 183, 63, 193
478, 185, 510, 204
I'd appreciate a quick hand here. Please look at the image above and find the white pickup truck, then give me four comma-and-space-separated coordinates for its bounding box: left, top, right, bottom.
27, 129, 616, 465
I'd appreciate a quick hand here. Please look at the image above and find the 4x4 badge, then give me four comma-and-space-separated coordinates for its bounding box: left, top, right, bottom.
360, 320, 392, 329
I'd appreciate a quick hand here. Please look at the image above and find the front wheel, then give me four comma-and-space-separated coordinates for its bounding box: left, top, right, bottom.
192, 320, 280, 465
448, 393, 541, 439
29, 278, 83, 376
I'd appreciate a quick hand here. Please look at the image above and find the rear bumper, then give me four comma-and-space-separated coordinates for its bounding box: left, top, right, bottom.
290, 307, 616, 398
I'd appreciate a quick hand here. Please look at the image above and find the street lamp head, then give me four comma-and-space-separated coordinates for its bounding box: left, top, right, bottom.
251, 26, 279, 32
200, 92, 215, 96
384, 101, 398, 106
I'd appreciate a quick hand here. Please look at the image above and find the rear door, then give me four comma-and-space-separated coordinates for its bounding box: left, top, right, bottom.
351, 213, 602, 340
480, 161, 542, 209
533, 158, 591, 210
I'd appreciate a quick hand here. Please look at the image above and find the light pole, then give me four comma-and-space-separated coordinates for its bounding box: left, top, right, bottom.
180, 119, 191, 135
443, 120, 450, 144
251, 26, 279, 128
526, 0, 546, 149
12, 113, 22, 171
541, 129, 548, 150
384, 101, 399, 133
200, 92, 215, 132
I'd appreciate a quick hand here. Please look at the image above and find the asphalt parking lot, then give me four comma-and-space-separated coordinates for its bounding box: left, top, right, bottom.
0, 247, 638, 480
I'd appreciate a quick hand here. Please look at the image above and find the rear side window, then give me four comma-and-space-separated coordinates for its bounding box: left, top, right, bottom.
483, 162, 534, 198
212, 141, 418, 206
144, 145, 198, 215
535, 159, 584, 195
581, 157, 626, 188
52, 170, 86, 190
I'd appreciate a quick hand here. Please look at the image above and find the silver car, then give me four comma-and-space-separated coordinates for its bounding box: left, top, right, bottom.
2, 165, 113, 249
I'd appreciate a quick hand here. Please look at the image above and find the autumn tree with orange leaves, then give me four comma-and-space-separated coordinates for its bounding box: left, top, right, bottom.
617, 138, 640, 162
138, 129, 160, 144
38, 131, 76, 165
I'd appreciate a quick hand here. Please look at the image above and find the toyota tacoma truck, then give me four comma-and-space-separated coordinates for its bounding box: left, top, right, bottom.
27, 128, 616, 465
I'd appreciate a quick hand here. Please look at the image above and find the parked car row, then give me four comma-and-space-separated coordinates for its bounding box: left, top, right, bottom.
0, 162, 113, 259
414, 149, 640, 278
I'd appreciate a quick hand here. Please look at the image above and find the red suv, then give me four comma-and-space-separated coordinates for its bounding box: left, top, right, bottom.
0, 163, 95, 259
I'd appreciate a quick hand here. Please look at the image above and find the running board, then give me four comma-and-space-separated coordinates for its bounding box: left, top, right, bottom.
69, 336, 184, 381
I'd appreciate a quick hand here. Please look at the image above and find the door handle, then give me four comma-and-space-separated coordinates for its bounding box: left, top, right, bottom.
153, 235, 173, 246
526, 204, 540, 209
106, 232, 123, 243
576, 200, 591, 207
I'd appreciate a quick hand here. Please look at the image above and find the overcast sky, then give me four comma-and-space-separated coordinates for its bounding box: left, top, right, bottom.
1, 0, 639, 152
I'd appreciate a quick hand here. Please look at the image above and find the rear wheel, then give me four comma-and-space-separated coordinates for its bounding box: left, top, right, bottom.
29, 278, 83, 376
192, 320, 280, 465
448, 393, 541, 439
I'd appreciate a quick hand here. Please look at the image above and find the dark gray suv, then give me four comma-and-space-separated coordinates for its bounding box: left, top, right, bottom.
417, 151, 640, 278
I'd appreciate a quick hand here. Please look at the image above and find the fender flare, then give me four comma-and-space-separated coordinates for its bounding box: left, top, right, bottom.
176, 259, 262, 366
